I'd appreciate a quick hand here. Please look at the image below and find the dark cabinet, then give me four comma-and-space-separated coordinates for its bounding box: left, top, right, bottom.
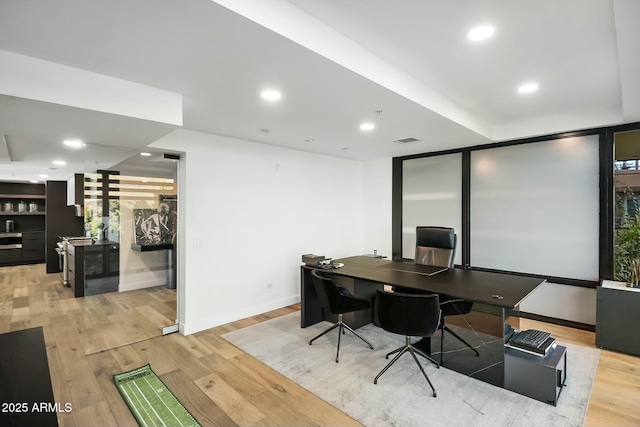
21, 231, 45, 262
505, 345, 567, 406
0, 182, 46, 266
0, 247, 22, 264
84, 244, 104, 276
0, 231, 45, 265
596, 280, 640, 356
84, 242, 119, 278
67, 241, 120, 297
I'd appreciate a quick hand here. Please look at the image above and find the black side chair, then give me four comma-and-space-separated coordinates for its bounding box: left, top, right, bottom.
374, 290, 441, 397
415, 226, 479, 364
309, 269, 374, 363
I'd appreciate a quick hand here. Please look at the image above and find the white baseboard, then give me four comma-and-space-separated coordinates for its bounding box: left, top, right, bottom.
181, 294, 301, 335
119, 278, 166, 292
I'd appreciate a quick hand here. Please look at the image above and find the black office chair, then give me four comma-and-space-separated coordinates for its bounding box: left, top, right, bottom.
374, 290, 441, 397
309, 269, 374, 363
415, 226, 479, 364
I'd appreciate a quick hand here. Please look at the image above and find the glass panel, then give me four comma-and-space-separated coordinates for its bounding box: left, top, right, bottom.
614, 129, 640, 283
470, 135, 599, 280
81, 144, 179, 356
401, 153, 462, 264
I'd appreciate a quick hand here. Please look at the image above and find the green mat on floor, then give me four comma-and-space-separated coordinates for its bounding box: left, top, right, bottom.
113, 364, 202, 427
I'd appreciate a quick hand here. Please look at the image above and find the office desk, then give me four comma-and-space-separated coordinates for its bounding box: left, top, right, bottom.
300, 256, 545, 387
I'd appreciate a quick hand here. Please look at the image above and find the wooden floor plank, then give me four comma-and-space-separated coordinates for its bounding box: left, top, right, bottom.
160, 369, 239, 427
85, 350, 138, 426
194, 373, 267, 426
74, 401, 118, 427
109, 345, 146, 372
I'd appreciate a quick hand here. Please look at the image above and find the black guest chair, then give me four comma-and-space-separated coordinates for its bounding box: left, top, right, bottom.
309, 269, 374, 363
374, 290, 441, 397
415, 226, 479, 364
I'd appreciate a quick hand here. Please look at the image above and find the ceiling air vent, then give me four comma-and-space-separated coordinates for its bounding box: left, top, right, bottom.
393, 137, 420, 144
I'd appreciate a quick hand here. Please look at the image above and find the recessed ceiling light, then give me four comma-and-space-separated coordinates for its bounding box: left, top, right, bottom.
140, 152, 152, 157
518, 82, 539, 94
468, 25, 495, 41
360, 123, 375, 131
63, 139, 84, 148
52, 160, 66, 166
29, 180, 38, 183
39, 174, 49, 178
260, 90, 282, 101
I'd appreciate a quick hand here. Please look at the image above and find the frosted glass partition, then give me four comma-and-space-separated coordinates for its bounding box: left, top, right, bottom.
470, 135, 599, 280
402, 153, 462, 264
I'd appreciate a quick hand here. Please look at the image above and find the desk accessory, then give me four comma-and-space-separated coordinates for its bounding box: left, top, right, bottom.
302, 254, 326, 266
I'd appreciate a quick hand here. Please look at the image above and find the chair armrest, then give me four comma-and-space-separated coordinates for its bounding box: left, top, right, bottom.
336, 286, 352, 296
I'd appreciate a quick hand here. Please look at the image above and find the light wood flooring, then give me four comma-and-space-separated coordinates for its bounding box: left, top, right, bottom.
1, 264, 639, 426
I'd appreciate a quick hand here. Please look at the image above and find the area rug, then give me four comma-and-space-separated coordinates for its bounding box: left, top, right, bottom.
221, 312, 600, 427
113, 364, 202, 427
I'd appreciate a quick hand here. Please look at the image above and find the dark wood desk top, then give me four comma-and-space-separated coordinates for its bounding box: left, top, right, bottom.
313, 256, 544, 308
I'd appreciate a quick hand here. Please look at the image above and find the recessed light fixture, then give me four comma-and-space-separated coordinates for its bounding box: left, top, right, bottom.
29, 180, 38, 183
468, 25, 495, 41
360, 123, 375, 131
52, 160, 66, 166
518, 82, 539, 94
140, 152, 152, 157
260, 90, 282, 101
63, 139, 84, 148
39, 174, 49, 178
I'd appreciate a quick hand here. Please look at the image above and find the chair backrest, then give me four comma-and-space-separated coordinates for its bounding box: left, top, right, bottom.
375, 290, 440, 337
310, 269, 342, 314
414, 226, 456, 268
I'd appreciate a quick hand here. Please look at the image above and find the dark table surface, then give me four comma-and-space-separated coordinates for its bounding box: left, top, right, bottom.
0, 327, 59, 427
326, 256, 545, 308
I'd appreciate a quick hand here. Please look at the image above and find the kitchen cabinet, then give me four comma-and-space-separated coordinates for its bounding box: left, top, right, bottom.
67, 239, 119, 297
0, 182, 46, 266
66, 173, 84, 216
21, 231, 45, 262
67, 243, 81, 297
0, 232, 22, 264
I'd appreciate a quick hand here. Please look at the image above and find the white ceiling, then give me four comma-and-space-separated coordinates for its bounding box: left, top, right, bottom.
0, 0, 638, 182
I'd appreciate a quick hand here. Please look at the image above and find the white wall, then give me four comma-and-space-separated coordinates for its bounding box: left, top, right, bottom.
153, 129, 365, 334
520, 282, 597, 325
363, 158, 393, 258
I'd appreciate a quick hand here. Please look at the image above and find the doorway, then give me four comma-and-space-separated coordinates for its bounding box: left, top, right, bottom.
80, 145, 181, 354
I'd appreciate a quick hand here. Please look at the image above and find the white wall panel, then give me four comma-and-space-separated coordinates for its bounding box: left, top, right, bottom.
470, 135, 599, 280
402, 153, 462, 264
363, 158, 393, 258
